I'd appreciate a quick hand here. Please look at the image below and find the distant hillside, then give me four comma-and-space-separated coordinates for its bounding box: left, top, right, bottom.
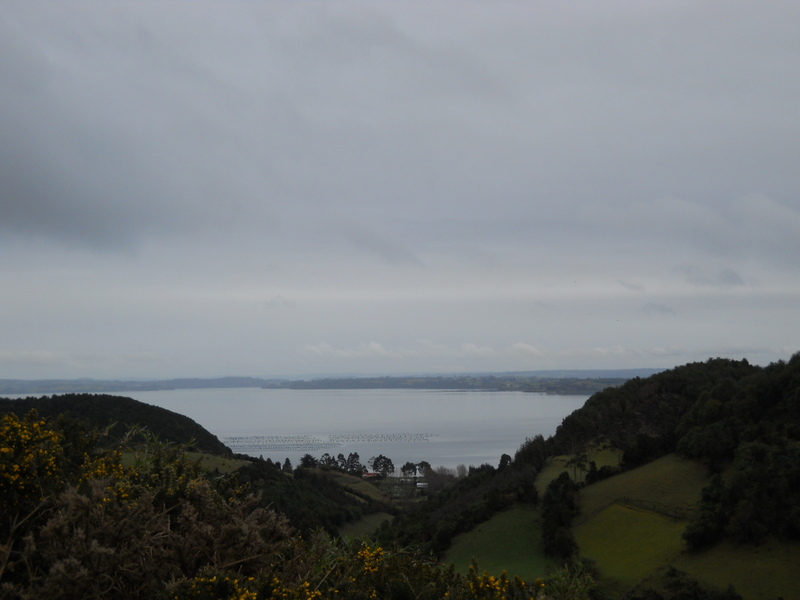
0, 369, 661, 395
0, 393, 229, 455
270, 374, 636, 395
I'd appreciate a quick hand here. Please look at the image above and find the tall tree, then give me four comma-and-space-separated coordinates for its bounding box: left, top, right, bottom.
401, 461, 417, 477
368, 454, 395, 477
345, 452, 364, 475
299, 454, 318, 468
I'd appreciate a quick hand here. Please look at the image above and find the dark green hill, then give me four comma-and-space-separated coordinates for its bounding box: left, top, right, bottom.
516, 353, 800, 546
0, 393, 229, 455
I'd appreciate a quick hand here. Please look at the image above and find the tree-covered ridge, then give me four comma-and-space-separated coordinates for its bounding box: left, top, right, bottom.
0, 394, 229, 455
541, 357, 760, 463
513, 354, 800, 547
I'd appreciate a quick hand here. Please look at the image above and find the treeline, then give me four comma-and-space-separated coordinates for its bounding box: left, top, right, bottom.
296, 452, 399, 478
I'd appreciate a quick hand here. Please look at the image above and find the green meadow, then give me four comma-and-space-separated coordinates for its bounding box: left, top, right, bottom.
317, 469, 393, 503
339, 511, 394, 539
121, 451, 250, 474
440, 452, 800, 598
535, 445, 622, 494
673, 539, 800, 600
577, 454, 708, 522
575, 503, 686, 596
444, 504, 555, 582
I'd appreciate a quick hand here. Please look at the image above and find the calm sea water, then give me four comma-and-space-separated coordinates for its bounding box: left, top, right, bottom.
122, 388, 587, 470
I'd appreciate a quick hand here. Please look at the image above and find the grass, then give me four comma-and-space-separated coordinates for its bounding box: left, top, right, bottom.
315, 469, 391, 504
574, 503, 686, 597
120, 450, 250, 474
338, 512, 394, 539
572, 454, 709, 596
577, 454, 708, 523
535, 444, 623, 493
571, 454, 800, 598
673, 538, 800, 600
186, 452, 251, 474
444, 504, 556, 582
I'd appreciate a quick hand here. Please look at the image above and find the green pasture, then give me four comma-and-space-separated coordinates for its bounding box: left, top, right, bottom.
338, 511, 394, 539
574, 503, 686, 596
573, 454, 708, 595
444, 504, 555, 582
577, 454, 708, 523
535, 444, 623, 493
316, 469, 391, 504
186, 452, 251, 474
120, 450, 249, 474
673, 538, 800, 600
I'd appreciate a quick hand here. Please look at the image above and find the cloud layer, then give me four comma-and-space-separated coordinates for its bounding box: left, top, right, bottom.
1, 1, 798, 378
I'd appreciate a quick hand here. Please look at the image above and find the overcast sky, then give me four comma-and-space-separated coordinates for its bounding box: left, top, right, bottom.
1, 1, 799, 380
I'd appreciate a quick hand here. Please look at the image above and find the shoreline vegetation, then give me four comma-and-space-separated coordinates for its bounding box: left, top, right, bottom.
0, 370, 660, 396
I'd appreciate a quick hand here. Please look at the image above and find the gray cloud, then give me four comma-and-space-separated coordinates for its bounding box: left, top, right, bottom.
1, 1, 798, 378
679, 265, 746, 287
641, 303, 676, 317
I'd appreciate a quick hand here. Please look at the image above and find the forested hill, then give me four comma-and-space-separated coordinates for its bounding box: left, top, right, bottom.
515, 353, 800, 546
537, 355, 798, 465
381, 354, 800, 559
0, 393, 229, 455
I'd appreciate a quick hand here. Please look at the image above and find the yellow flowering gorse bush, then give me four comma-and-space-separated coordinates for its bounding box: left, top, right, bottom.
0, 412, 62, 506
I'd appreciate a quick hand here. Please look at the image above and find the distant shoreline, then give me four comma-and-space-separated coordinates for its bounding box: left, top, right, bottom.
0, 370, 661, 396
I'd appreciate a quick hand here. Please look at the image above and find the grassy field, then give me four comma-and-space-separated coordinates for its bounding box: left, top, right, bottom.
572, 454, 708, 596
574, 503, 687, 597
338, 512, 394, 539
673, 538, 800, 600
316, 470, 391, 504
577, 454, 708, 523
121, 450, 250, 474
444, 504, 556, 582
571, 454, 800, 599
186, 452, 251, 474
535, 445, 623, 493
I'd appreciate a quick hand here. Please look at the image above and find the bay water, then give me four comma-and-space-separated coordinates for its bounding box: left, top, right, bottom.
124, 388, 587, 470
